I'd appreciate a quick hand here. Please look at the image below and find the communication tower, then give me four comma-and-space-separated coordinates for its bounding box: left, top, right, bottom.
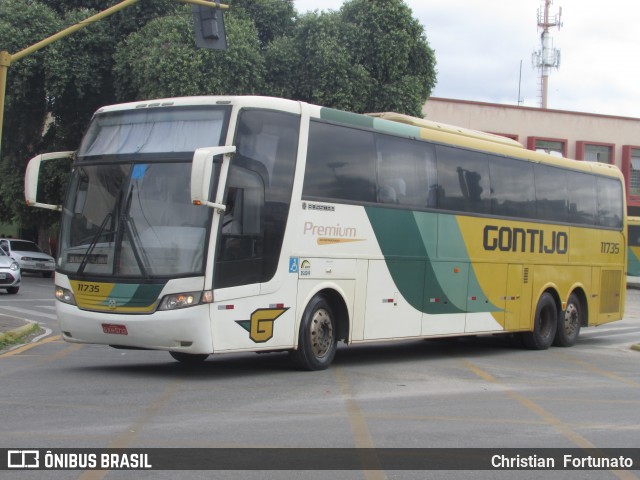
532, 0, 562, 108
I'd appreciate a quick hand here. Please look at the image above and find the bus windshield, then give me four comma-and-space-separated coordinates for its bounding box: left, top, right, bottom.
59, 105, 230, 278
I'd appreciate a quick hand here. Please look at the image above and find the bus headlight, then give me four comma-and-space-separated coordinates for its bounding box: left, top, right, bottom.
55, 286, 77, 305
158, 292, 197, 310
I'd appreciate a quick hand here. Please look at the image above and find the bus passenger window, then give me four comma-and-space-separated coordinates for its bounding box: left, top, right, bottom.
375, 134, 435, 208
489, 156, 536, 218
597, 177, 623, 229
304, 121, 376, 203
534, 164, 568, 223
436, 145, 490, 214
568, 172, 597, 225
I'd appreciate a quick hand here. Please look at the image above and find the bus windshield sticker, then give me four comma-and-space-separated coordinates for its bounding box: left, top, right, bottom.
131, 164, 148, 180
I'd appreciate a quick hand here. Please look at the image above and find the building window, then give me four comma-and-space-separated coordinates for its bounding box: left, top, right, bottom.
527, 137, 567, 157
622, 146, 640, 208
576, 141, 615, 164
630, 152, 640, 196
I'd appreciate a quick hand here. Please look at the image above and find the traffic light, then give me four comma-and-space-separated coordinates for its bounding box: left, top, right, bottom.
192, 0, 227, 50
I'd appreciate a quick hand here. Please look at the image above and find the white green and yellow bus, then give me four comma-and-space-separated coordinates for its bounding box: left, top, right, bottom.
627, 216, 640, 277
25, 96, 626, 370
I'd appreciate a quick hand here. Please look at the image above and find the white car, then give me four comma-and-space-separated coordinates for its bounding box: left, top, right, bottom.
0, 247, 21, 294
0, 238, 55, 278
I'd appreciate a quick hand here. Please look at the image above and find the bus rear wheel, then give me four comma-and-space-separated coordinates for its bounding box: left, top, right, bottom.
169, 351, 209, 364
290, 295, 337, 371
553, 293, 582, 347
522, 292, 558, 350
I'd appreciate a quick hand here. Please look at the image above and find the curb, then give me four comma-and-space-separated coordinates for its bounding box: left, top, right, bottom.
0, 322, 36, 344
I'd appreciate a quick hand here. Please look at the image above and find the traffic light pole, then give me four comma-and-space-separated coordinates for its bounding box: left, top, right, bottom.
0, 0, 227, 157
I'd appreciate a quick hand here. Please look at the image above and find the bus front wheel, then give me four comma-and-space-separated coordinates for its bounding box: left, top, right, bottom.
522, 292, 558, 350
290, 295, 337, 371
169, 351, 209, 364
553, 293, 582, 347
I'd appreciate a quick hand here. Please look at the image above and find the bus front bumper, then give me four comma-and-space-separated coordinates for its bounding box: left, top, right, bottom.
56, 301, 214, 354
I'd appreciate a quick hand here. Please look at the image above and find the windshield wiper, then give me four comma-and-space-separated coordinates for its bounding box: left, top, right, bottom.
77, 212, 113, 274
120, 186, 150, 279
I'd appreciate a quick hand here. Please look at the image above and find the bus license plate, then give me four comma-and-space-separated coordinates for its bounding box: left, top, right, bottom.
102, 324, 128, 335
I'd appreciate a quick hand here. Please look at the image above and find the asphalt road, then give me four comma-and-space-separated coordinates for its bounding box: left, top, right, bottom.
1, 275, 639, 480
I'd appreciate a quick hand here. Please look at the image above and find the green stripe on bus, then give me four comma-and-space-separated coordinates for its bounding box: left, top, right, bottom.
628, 247, 640, 276
320, 108, 375, 129
365, 207, 499, 315
101, 283, 165, 308
320, 107, 422, 138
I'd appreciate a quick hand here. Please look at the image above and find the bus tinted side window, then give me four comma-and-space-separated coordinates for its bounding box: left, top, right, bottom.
534, 164, 569, 223
376, 134, 436, 208
629, 225, 640, 246
597, 177, 623, 229
436, 145, 490, 214
489, 156, 536, 218
567, 172, 597, 225
304, 121, 376, 203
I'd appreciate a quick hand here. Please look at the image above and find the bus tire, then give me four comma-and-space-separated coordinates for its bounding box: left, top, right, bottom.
290, 295, 337, 371
553, 293, 581, 347
169, 351, 209, 364
522, 292, 558, 350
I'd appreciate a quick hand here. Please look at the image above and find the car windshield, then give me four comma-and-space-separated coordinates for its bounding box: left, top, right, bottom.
9, 241, 41, 252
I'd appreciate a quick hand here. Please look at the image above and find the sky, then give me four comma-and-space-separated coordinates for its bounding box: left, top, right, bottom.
292, 0, 640, 118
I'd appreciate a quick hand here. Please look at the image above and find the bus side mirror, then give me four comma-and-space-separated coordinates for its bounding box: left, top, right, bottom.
191, 145, 236, 210
24, 151, 74, 211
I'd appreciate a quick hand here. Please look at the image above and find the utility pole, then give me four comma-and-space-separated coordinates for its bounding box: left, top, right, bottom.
532, 0, 562, 109
0, 0, 227, 157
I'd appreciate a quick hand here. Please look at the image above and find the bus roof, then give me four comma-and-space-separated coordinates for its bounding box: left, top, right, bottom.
366, 112, 524, 149
91, 95, 625, 182
364, 112, 624, 182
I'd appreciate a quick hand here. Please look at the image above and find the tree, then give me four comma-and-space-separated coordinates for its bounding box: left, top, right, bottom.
0, 0, 61, 242
113, 7, 266, 100
227, 0, 296, 48
263, 0, 436, 116
264, 12, 371, 112
44, 7, 115, 152
0, 0, 438, 245
340, 0, 437, 116
0, 1, 60, 162
43, 0, 182, 151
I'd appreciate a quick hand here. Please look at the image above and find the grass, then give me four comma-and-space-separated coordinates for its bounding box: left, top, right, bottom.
0, 323, 42, 350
